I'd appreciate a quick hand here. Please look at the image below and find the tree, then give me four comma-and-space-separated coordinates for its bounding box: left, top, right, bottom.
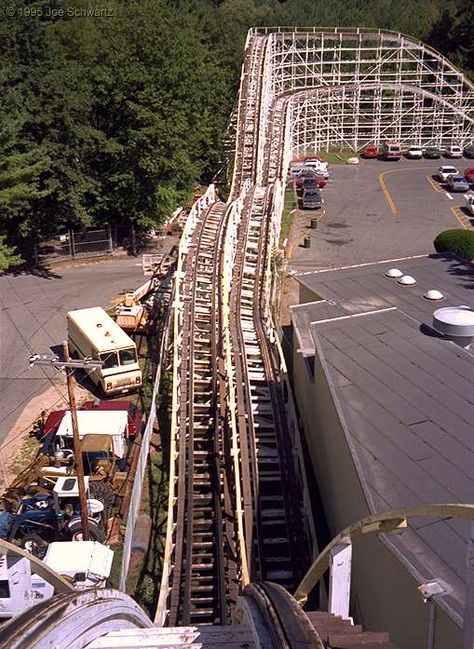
0, 235, 22, 271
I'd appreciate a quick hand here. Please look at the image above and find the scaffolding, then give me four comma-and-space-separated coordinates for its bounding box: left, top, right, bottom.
229, 27, 474, 187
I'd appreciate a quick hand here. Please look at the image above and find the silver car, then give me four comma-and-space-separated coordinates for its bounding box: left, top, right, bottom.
447, 175, 470, 192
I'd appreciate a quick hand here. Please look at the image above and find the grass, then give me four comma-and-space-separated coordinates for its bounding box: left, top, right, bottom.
132, 450, 169, 616
294, 150, 357, 165
318, 150, 358, 164
280, 188, 298, 246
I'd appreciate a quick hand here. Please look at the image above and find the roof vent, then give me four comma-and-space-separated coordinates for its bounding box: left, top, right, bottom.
398, 275, 416, 285
423, 289, 444, 301
432, 305, 474, 348
385, 268, 403, 278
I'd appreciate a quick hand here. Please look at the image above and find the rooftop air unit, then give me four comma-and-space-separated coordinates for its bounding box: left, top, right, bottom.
432, 306, 474, 349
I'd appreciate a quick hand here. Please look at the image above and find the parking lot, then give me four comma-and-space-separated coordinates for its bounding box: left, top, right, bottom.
0, 257, 145, 446
288, 157, 474, 273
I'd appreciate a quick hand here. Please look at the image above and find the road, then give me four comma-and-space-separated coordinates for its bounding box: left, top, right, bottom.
0, 257, 145, 445
288, 157, 473, 272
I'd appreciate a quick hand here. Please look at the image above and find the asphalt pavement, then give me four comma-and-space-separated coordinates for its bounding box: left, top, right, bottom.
288, 157, 473, 273
0, 256, 145, 444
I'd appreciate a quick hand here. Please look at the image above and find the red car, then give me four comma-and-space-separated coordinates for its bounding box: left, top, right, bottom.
464, 167, 474, 184
294, 170, 327, 189
43, 400, 142, 439
363, 144, 378, 158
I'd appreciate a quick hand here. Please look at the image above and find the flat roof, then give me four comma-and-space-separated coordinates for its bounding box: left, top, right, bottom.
292, 254, 474, 622
67, 306, 134, 351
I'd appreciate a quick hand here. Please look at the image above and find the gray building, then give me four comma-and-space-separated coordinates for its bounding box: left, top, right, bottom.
290, 253, 474, 649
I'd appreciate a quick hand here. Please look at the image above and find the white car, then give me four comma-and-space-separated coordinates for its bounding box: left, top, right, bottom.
303, 159, 329, 179
407, 145, 423, 159
445, 145, 463, 158
466, 195, 474, 216
437, 165, 459, 182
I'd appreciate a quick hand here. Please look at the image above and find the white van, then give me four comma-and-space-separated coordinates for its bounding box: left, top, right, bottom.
446, 145, 463, 158
67, 307, 142, 395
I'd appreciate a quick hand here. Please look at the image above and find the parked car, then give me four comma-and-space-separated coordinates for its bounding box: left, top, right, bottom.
301, 188, 323, 209
302, 159, 329, 179
424, 147, 441, 159
287, 164, 305, 181
295, 169, 326, 189
379, 141, 401, 160
464, 145, 474, 159
406, 145, 423, 159
363, 143, 378, 158
300, 175, 327, 190
447, 175, 470, 193
437, 166, 459, 182
445, 145, 463, 158
464, 167, 474, 184
466, 195, 474, 215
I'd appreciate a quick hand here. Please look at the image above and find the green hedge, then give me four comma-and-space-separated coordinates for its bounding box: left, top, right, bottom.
434, 229, 474, 261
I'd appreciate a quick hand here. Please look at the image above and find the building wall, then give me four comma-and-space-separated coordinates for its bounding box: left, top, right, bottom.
299, 283, 320, 305
292, 330, 461, 648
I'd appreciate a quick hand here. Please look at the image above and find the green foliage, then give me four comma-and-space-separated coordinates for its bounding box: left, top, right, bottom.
0, 0, 470, 263
0, 235, 23, 271
434, 229, 474, 261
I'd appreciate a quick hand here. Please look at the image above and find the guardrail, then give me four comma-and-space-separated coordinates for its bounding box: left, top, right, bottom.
154, 184, 216, 625
222, 179, 252, 587
119, 290, 172, 591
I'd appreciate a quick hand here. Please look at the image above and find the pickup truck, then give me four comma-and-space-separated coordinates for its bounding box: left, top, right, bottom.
43, 400, 141, 440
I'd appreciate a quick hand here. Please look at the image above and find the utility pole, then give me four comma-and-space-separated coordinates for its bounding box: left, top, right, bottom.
29, 345, 104, 542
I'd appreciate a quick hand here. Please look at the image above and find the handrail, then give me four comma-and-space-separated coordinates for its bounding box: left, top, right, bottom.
294, 503, 474, 605
221, 181, 252, 586
155, 185, 216, 625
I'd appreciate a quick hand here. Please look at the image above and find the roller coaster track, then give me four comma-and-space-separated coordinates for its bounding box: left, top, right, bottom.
158, 30, 310, 626
168, 201, 238, 625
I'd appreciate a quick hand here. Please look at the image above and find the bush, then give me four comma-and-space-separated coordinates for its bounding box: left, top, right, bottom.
433, 229, 474, 261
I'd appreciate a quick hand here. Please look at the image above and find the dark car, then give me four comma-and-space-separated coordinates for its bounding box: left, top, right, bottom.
295, 169, 326, 189
447, 175, 470, 192
362, 143, 378, 158
424, 147, 441, 159
464, 145, 474, 159
301, 188, 323, 209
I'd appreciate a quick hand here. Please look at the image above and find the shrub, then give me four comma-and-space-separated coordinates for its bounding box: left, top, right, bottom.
433, 229, 474, 261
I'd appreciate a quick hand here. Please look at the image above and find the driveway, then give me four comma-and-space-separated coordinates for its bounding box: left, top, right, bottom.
0, 257, 145, 445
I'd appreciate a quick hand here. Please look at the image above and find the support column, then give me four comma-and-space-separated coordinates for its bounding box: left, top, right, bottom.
328, 540, 352, 619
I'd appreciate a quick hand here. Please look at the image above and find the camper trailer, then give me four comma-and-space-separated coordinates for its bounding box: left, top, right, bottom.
67, 307, 142, 396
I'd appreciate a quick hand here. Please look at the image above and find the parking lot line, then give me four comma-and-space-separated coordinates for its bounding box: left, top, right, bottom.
450, 206, 469, 229
378, 171, 398, 214
445, 192, 453, 200
426, 175, 443, 193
